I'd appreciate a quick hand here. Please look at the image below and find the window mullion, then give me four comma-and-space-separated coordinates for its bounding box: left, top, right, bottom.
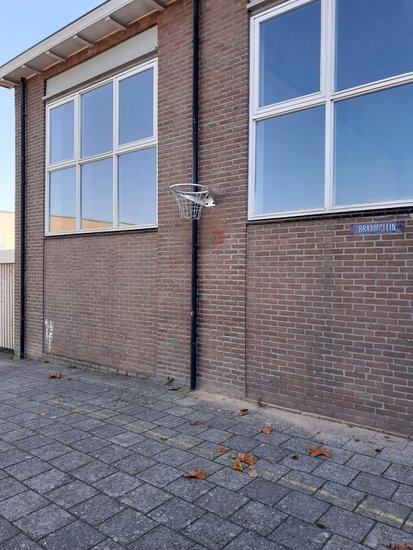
75, 94, 81, 232
113, 77, 119, 229
324, 0, 335, 210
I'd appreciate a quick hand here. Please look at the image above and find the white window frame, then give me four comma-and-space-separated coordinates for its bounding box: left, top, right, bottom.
249, 0, 413, 220
45, 59, 158, 235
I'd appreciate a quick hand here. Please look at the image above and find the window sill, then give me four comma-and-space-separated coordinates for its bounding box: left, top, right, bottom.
44, 225, 158, 238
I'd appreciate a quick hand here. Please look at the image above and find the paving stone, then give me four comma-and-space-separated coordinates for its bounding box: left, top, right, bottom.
324, 446, 354, 465
312, 461, 358, 485
0, 516, 19, 546
50, 429, 89, 444
207, 417, 239, 431
115, 453, 156, 475
0, 449, 31, 468
199, 428, 232, 444
319, 505, 375, 542
0, 441, 14, 453
40, 520, 105, 550
169, 433, 204, 451
50, 450, 93, 472
71, 437, 109, 453
90, 540, 124, 550
364, 522, 413, 549
120, 482, 171, 512
190, 441, 229, 460
276, 490, 329, 522
72, 461, 116, 483
379, 447, 413, 467
137, 463, 182, 487
25, 468, 71, 494
1, 428, 35, 443
15, 503, 74, 540
195, 486, 248, 518
231, 501, 287, 536
279, 470, 325, 495
226, 530, 286, 550
166, 475, 213, 502
254, 459, 290, 482
0, 490, 48, 521
183, 512, 243, 550
322, 535, 370, 549
404, 511, 413, 534
350, 472, 398, 499
240, 478, 289, 506
71, 494, 125, 525
30, 443, 72, 461
313, 431, 351, 448
100, 508, 157, 545
89, 444, 132, 464
346, 453, 390, 475
129, 524, 194, 550
1, 534, 43, 549
254, 430, 292, 446
392, 483, 413, 508
46, 480, 99, 508
343, 440, 383, 457
269, 516, 331, 549
179, 456, 224, 475
4, 458, 51, 481
285, 425, 319, 439
109, 431, 145, 448
148, 495, 204, 529
131, 439, 169, 457
250, 442, 289, 462
357, 494, 411, 527
281, 436, 315, 454
154, 414, 188, 429
156, 447, 195, 466
15, 435, 54, 451
94, 471, 141, 497
281, 452, 321, 473
0, 476, 27, 500
91, 425, 125, 439
316, 481, 365, 511
384, 464, 413, 486
207, 466, 253, 491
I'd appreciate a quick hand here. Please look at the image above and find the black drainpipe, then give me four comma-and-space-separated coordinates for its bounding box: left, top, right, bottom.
19, 78, 26, 359
190, 0, 200, 390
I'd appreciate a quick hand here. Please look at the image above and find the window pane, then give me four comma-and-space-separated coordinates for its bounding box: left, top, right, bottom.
119, 69, 154, 144
81, 159, 113, 229
50, 102, 74, 164
81, 83, 113, 158
259, 1, 320, 106
49, 168, 76, 232
335, 84, 413, 206
336, 0, 413, 91
118, 147, 156, 226
255, 107, 325, 215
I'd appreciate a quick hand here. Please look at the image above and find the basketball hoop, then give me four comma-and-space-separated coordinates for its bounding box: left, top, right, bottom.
170, 184, 216, 221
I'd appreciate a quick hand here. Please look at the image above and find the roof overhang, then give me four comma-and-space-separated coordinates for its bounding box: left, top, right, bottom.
0, 0, 174, 89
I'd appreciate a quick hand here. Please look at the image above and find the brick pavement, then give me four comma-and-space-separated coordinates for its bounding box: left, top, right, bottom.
0, 352, 412, 549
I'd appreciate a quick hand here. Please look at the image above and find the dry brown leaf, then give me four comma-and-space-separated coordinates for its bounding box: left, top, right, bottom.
190, 421, 200, 426
307, 447, 332, 458
388, 545, 413, 550
72, 408, 81, 413
259, 426, 273, 434
239, 408, 249, 416
248, 468, 258, 478
291, 453, 299, 460
216, 446, 229, 453
48, 373, 62, 379
168, 385, 181, 391
232, 460, 243, 471
184, 469, 207, 480
237, 452, 256, 466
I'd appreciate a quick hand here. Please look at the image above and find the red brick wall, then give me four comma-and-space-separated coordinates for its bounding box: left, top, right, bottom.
246, 214, 413, 435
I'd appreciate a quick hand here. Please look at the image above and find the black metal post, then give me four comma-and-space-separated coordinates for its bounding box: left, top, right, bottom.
19, 78, 26, 359
190, 0, 200, 390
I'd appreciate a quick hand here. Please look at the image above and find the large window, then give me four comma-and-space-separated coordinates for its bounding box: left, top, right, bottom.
46, 60, 157, 234
250, 0, 413, 219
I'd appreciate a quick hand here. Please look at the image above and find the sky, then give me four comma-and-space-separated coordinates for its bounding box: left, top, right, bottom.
0, 0, 104, 213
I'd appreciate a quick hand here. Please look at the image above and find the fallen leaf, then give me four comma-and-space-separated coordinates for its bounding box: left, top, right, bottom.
190, 421, 200, 426
216, 446, 229, 453
232, 460, 243, 471
168, 385, 181, 391
40, 412, 48, 416
259, 426, 273, 434
291, 453, 299, 460
307, 447, 332, 458
388, 545, 413, 550
239, 409, 249, 416
184, 469, 207, 480
72, 408, 81, 413
48, 373, 62, 379
248, 468, 258, 478
237, 452, 256, 466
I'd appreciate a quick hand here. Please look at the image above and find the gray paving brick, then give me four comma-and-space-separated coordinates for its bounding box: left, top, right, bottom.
392, 483, 413, 508
25, 468, 71, 494
281, 436, 315, 454
0, 441, 13, 453
357, 494, 411, 527
166, 475, 214, 502
346, 453, 390, 475
313, 431, 351, 448
1, 534, 43, 549
30, 442, 72, 461
5, 457, 51, 481
379, 447, 413, 467
15, 435, 54, 451
137, 463, 182, 487
0, 490, 48, 521
276, 490, 329, 522
40, 519, 105, 550
316, 480, 365, 511
323, 535, 370, 549
226, 530, 286, 550
50, 429, 89, 444
156, 447, 194, 466
281, 452, 321, 473
231, 501, 287, 536
114, 453, 156, 475
131, 438, 169, 456
196, 486, 248, 518
279, 470, 325, 494
350, 472, 398, 499
179, 456, 224, 475
251, 442, 289, 462
120, 482, 171, 512
404, 511, 413, 534
169, 433, 204, 451
240, 478, 289, 506
255, 459, 290, 482
0, 476, 26, 500
90, 425, 125, 439
0, 449, 31, 468
15, 503, 74, 541
100, 508, 157, 545
320, 505, 375, 542
343, 440, 383, 457
384, 463, 413, 486
109, 430, 145, 448
269, 516, 331, 549
155, 414, 188, 428
49, 450, 93, 471
90, 540, 124, 550
46, 480, 98, 508
89, 444, 132, 464
94, 471, 141, 497
183, 512, 243, 550
207, 466, 253, 491
148, 495, 204, 529
1, 428, 35, 443
71, 493, 125, 525
129, 524, 194, 550
364, 522, 413, 549
199, 428, 232, 444
72, 460, 116, 483
71, 436, 109, 453
312, 461, 358, 485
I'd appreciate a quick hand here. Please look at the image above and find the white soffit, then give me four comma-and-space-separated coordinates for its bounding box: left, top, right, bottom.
46, 27, 157, 99
0, 0, 174, 89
